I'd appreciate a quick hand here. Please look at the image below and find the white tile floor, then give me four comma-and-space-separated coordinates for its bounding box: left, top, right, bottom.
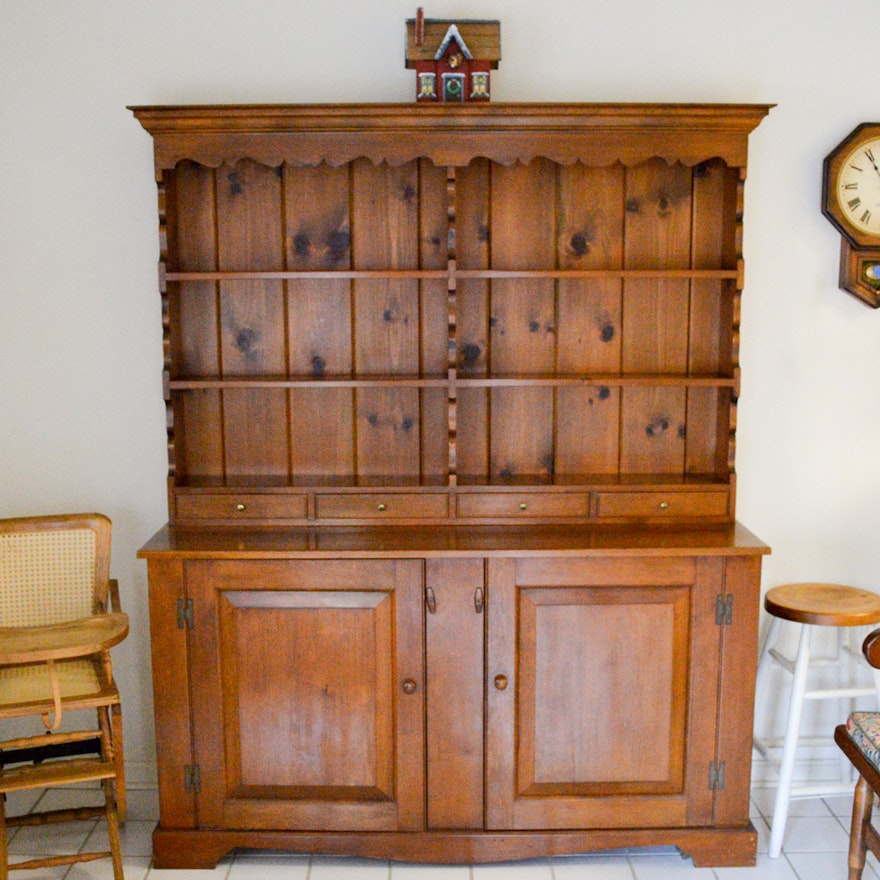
3, 786, 876, 880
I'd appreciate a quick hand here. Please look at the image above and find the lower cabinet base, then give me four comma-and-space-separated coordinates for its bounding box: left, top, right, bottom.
151, 826, 758, 869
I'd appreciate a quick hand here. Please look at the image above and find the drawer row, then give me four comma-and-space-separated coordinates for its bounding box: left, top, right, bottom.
173, 489, 730, 523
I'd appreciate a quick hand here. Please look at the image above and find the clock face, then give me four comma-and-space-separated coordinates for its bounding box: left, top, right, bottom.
836, 136, 880, 236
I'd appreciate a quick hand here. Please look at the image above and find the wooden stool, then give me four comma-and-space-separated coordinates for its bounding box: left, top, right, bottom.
754, 583, 880, 858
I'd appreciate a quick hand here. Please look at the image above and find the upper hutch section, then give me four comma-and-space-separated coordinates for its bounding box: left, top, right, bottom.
131, 103, 770, 527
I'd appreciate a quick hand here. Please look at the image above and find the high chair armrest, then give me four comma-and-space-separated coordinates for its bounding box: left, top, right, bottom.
108, 578, 122, 613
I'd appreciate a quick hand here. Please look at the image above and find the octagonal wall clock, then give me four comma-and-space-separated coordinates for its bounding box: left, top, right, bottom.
823, 122, 880, 307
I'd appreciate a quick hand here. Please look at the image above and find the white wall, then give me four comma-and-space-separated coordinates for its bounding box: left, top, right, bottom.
2, 0, 879, 786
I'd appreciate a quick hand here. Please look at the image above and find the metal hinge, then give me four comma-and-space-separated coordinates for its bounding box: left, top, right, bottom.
709, 760, 726, 790
715, 593, 733, 626
177, 597, 194, 630
184, 764, 201, 794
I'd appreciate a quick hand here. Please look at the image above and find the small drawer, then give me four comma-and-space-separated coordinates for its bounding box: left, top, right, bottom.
457, 492, 588, 518
593, 491, 729, 519
176, 494, 307, 521
315, 493, 449, 519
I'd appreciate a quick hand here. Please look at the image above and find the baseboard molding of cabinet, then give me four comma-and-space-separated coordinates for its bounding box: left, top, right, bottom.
152, 825, 758, 870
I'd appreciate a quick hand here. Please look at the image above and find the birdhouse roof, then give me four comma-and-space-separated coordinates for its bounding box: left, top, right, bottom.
405, 18, 501, 67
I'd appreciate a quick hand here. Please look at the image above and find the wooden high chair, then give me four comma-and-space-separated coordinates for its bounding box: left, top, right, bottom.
0, 514, 128, 879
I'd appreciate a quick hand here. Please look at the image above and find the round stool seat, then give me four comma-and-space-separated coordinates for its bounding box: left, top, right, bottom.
765, 583, 880, 628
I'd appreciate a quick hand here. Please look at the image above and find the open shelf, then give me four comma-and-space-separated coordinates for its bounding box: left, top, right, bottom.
165, 268, 740, 282
173, 472, 731, 492
154, 132, 745, 525
168, 373, 737, 389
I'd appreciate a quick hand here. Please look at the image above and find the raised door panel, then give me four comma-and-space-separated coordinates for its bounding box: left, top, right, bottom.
186, 558, 425, 831
486, 555, 722, 830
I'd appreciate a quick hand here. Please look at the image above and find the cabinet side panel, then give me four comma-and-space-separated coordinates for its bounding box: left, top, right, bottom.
684, 557, 723, 825
146, 558, 196, 828
216, 160, 289, 477
425, 559, 485, 829
714, 555, 762, 826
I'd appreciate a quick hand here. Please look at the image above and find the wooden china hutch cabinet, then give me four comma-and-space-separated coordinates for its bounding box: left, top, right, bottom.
134, 102, 770, 868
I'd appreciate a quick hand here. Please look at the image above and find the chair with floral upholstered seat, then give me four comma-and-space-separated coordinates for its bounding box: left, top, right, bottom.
835, 628, 880, 880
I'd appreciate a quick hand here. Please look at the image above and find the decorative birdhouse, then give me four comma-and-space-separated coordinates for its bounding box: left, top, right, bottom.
405, 9, 501, 103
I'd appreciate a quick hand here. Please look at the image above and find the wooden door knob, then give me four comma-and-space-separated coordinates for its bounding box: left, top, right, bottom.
493, 674, 508, 691
402, 678, 418, 694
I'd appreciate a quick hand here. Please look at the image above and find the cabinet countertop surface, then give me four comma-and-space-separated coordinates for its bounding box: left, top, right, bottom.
138, 521, 769, 559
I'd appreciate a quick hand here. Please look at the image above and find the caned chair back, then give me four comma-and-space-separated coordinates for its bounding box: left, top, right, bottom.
0, 514, 111, 627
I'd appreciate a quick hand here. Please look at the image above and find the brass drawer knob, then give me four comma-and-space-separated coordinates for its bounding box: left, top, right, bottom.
377, 502, 387, 512
519, 502, 528, 511
402, 678, 417, 694
494, 674, 508, 691
236, 503, 246, 512
658, 501, 669, 510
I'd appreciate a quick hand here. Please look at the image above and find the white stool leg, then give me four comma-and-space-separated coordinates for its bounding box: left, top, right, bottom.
755, 616, 782, 705
838, 627, 854, 784
769, 622, 812, 859
836, 626, 880, 784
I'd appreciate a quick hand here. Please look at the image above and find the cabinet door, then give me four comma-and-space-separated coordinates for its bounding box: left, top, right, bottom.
186, 558, 425, 831
486, 556, 723, 829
